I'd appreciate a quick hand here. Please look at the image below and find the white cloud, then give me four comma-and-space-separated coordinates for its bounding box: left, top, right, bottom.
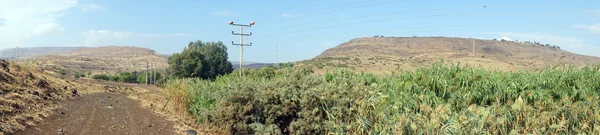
484, 32, 600, 57
80, 30, 191, 46
212, 10, 239, 17
0, 0, 77, 49
282, 13, 296, 18
33, 23, 64, 36
573, 24, 600, 34
81, 30, 160, 46
79, 3, 106, 12
486, 32, 580, 45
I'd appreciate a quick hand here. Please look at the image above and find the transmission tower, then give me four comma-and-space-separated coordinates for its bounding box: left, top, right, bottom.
230, 21, 255, 79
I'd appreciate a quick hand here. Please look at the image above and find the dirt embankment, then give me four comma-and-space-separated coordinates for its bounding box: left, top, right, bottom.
0, 59, 79, 134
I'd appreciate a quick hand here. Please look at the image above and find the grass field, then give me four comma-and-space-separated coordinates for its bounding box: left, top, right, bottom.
165, 62, 600, 134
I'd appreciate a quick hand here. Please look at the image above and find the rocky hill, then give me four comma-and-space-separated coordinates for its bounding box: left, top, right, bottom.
25, 46, 168, 75
302, 37, 600, 73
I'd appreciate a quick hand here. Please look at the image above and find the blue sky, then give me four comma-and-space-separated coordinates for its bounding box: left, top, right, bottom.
0, 0, 599, 63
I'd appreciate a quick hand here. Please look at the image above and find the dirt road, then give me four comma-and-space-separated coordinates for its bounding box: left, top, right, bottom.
15, 92, 175, 135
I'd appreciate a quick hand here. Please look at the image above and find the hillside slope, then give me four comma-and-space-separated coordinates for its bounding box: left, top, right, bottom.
303, 37, 600, 73
0, 60, 80, 134
25, 46, 168, 75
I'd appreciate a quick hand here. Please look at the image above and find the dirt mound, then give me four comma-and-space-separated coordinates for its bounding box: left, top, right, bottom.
0, 60, 79, 134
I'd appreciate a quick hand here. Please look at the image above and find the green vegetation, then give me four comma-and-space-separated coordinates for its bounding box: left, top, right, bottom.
116, 72, 138, 83
494, 39, 562, 50
315, 63, 324, 69
55, 69, 67, 76
91, 71, 162, 84
73, 72, 86, 78
167, 40, 232, 79
137, 71, 163, 84
91, 74, 111, 80
164, 63, 600, 134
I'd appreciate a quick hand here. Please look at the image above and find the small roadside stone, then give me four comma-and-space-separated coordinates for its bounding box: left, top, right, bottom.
184, 129, 197, 135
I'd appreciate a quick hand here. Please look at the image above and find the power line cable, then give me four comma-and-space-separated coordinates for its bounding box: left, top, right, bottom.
268, 0, 321, 13
255, 12, 595, 39
257, 23, 575, 44
261, 0, 404, 25
260, 7, 463, 31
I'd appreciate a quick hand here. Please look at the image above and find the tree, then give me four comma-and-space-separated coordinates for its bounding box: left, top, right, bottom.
168, 40, 233, 79
118, 72, 138, 83
137, 71, 162, 84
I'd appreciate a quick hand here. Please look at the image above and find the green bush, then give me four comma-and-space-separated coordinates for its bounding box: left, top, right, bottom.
167, 63, 600, 134
92, 74, 111, 80
56, 69, 67, 75
109, 75, 120, 82
168, 40, 232, 79
74, 72, 86, 78
117, 72, 138, 83
315, 63, 324, 69
137, 71, 163, 84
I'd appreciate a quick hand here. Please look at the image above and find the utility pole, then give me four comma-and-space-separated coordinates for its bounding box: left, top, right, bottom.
472, 39, 475, 56
153, 63, 156, 85
146, 62, 149, 85
150, 63, 154, 85
230, 21, 255, 79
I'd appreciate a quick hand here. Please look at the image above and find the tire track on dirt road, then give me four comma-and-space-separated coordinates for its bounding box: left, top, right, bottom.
78, 103, 98, 135
15, 92, 175, 135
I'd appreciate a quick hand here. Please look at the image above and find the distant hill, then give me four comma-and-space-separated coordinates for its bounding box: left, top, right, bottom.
161, 54, 269, 70
300, 37, 600, 74
232, 63, 273, 70
0, 47, 87, 60
25, 46, 168, 75
22, 46, 271, 76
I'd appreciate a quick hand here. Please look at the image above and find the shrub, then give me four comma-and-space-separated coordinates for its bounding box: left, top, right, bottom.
315, 63, 324, 69
56, 69, 67, 75
171, 63, 600, 134
118, 72, 138, 83
74, 72, 86, 78
92, 74, 111, 80
137, 71, 163, 84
